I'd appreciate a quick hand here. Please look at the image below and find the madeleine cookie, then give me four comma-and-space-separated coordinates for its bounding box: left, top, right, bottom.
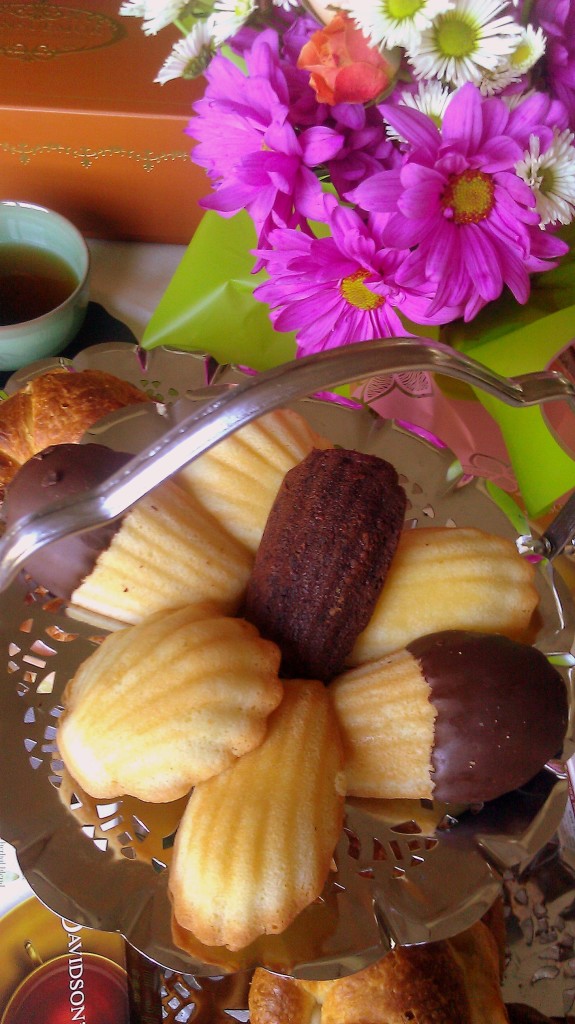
5, 443, 253, 625
176, 407, 332, 554
57, 604, 282, 802
331, 630, 568, 803
245, 447, 406, 681
348, 526, 539, 666
169, 678, 345, 950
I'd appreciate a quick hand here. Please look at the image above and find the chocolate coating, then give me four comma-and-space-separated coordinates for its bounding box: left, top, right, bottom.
4, 443, 131, 598
505, 1006, 556, 1024
407, 630, 569, 804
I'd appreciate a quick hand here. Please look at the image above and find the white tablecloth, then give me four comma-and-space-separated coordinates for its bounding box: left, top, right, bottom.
87, 239, 186, 341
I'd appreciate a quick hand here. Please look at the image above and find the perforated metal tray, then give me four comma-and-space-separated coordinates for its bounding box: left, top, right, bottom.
0, 344, 574, 993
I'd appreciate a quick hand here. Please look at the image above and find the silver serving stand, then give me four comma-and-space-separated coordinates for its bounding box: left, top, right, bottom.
0, 340, 574, 1018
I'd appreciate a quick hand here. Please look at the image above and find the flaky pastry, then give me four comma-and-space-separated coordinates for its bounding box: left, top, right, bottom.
249, 916, 509, 1024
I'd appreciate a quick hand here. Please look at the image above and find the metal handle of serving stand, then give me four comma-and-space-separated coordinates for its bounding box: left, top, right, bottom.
0, 336, 574, 593
518, 489, 575, 560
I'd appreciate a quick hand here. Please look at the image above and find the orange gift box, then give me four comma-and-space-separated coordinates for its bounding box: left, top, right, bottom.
0, 1, 209, 243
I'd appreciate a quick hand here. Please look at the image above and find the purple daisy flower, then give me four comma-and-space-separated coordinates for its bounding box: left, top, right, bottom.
232, 13, 327, 128
188, 29, 343, 244
325, 103, 400, 197
505, 89, 569, 149
252, 196, 447, 355
532, 0, 575, 132
349, 83, 567, 322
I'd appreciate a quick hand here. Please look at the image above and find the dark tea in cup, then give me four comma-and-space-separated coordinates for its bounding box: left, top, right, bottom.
1, 952, 129, 1024
0, 243, 79, 326
0, 201, 90, 370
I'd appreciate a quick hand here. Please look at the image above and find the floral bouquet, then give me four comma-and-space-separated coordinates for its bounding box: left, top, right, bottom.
121, 0, 575, 514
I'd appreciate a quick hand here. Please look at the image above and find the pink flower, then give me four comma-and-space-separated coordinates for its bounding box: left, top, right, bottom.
350, 84, 568, 322
188, 29, 343, 245
297, 13, 398, 107
532, 0, 575, 131
253, 196, 446, 355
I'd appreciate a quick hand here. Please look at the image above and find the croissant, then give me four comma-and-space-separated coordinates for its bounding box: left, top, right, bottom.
249, 911, 510, 1024
0, 367, 150, 496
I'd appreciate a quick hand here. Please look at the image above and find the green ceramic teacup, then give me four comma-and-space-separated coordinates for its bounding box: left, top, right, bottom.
0, 201, 90, 371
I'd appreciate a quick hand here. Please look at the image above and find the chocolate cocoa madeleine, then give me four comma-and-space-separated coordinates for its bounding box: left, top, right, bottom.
244, 447, 407, 681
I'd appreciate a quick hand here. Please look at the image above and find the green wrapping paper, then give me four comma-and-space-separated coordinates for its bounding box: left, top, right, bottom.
143, 211, 575, 517
445, 228, 575, 517
459, 309, 575, 517
142, 210, 298, 370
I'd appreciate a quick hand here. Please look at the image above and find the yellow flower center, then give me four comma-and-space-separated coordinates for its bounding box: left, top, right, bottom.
539, 165, 554, 195
510, 41, 530, 68
441, 169, 495, 225
340, 270, 384, 310
387, 0, 424, 20
436, 16, 476, 58
183, 51, 213, 78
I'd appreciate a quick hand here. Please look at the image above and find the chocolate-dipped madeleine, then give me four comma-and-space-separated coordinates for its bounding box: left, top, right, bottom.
5, 442, 253, 624
330, 630, 569, 804
4, 442, 131, 598
244, 447, 407, 681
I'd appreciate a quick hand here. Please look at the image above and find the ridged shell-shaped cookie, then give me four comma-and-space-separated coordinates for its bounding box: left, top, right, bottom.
244, 447, 406, 681
348, 526, 538, 666
176, 408, 332, 554
333, 630, 568, 804
71, 478, 253, 625
169, 678, 345, 951
330, 648, 436, 800
57, 604, 282, 802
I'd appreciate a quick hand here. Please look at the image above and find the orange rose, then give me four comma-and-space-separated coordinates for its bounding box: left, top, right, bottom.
297, 12, 398, 106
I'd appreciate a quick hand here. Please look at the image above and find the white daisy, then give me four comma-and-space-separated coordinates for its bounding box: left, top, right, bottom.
387, 80, 454, 141
477, 25, 545, 95
516, 129, 575, 227
120, 0, 188, 35
477, 57, 521, 94
408, 0, 523, 88
508, 24, 546, 74
272, 0, 300, 9
155, 19, 216, 83
402, 79, 454, 121
119, 1, 146, 16
340, 0, 453, 51
210, 0, 257, 46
